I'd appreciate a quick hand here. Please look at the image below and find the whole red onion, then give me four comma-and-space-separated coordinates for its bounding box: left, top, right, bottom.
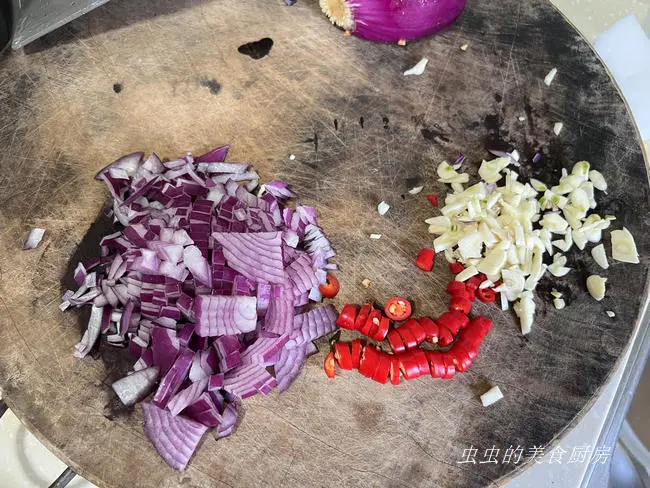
320, 0, 467, 43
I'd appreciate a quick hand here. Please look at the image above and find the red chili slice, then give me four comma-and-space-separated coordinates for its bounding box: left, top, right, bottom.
409, 349, 431, 376
441, 353, 456, 379
465, 276, 481, 301
477, 273, 488, 282
415, 248, 435, 271
333, 342, 353, 370
384, 297, 412, 322
372, 353, 392, 384
319, 273, 340, 299
426, 194, 438, 206
324, 352, 336, 378
358, 346, 381, 378
419, 317, 439, 343
404, 319, 427, 344
449, 296, 472, 314
446, 280, 468, 297
387, 328, 406, 353
389, 356, 401, 385
396, 326, 419, 350
426, 351, 446, 378
449, 344, 473, 372
449, 262, 464, 274
437, 311, 469, 336
476, 287, 496, 303
350, 339, 363, 369
372, 316, 390, 342
336, 304, 358, 330
438, 326, 454, 347
398, 356, 422, 380
360, 308, 382, 337
354, 303, 373, 331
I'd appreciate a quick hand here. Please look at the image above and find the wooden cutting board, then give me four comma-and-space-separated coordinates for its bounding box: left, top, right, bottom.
0, 0, 648, 486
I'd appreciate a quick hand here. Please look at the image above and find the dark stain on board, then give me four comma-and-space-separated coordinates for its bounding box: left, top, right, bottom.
237, 37, 273, 59
200, 78, 222, 95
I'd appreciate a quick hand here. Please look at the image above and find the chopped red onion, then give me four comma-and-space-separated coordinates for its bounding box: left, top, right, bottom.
61, 145, 338, 471
23, 228, 46, 250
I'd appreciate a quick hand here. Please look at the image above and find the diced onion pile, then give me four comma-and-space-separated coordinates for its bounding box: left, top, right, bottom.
426, 155, 639, 334
60, 146, 338, 470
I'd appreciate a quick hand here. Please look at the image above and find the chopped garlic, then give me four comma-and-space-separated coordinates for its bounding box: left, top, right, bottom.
550, 290, 562, 299
369, 233, 382, 239
408, 185, 424, 195
460, 43, 469, 51
455, 265, 478, 282
403, 58, 429, 76
606, 310, 616, 318
361, 278, 371, 288
589, 170, 608, 192
544, 67, 558, 86
591, 244, 609, 269
513, 291, 535, 334
553, 122, 564, 135
289, 154, 296, 160
553, 298, 566, 310
586, 275, 607, 301
480, 386, 503, 407
518, 115, 526, 122
377, 201, 390, 216
611, 228, 639, 264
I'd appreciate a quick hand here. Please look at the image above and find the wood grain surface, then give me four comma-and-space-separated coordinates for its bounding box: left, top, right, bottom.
0, 0, 648, 487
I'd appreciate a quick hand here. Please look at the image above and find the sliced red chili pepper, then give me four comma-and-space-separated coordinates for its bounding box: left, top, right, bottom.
426, 351, 446, 378
419, 317, 439, 343
476, 287, 496, 303
359, 308, 382, 337
449, 296, 472, 314
409, 349, 431, 376
354, 303, 373, 331
398, 355, 423, 380
470, 316, 494, 335
441, 353, 456, 379
350, 339, 363, 369
477, 272, 488, 282
318, 273, 340, 299
384, 297, 412, 322
465, 276, 481, 302
407, 319, 427, 344
389, 356, 401, 385
446, 280, 468, 297
449, 262, 464, 274
358, 346, 381, 378
454, 337, 479, 360
396, 326, 419, 350
372, 353, 392, 384
324, 352, 336, 378
426, 194, 438, 206
449, 343, 473, 372
372, 316, 390, 342
438, 325, 454, 347
336, 304, 358, 330
415, 248, 435, 271
437, 311, 469, 336
387, 328, 406, 353
333, 342, 353, 370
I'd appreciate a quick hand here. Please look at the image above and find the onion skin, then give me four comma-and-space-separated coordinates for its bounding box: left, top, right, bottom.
321, 0, 467, 43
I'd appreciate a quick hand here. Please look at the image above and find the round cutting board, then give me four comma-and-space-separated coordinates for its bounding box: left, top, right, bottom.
0, 0, 648, 486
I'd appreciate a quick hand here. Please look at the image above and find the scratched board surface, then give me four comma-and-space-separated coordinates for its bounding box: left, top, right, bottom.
0, 0, 648, 486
